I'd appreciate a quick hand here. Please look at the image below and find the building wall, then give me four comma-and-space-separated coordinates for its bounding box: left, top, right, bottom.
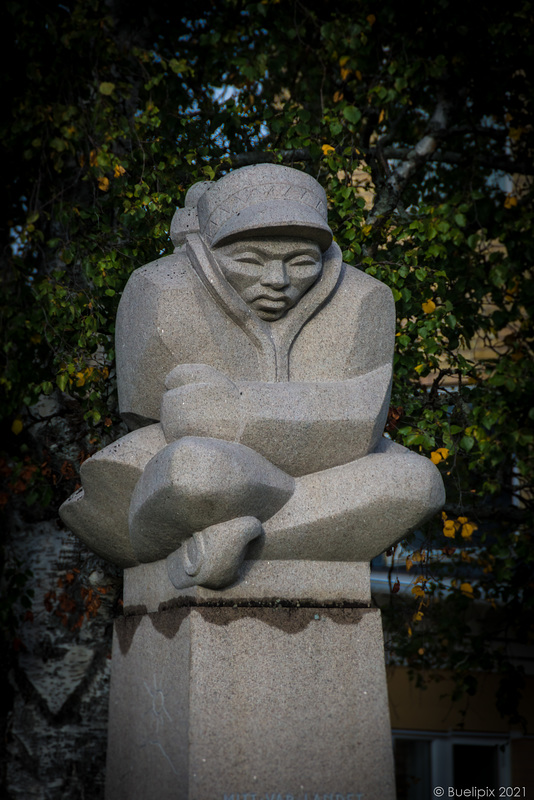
387, 666, 534, 789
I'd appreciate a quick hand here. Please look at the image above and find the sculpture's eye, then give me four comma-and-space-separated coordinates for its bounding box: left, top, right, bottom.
288, 257, 318, 266
286, 254, 321, 271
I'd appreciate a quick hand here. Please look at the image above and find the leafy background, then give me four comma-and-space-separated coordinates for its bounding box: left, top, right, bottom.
1, 0, 533, 794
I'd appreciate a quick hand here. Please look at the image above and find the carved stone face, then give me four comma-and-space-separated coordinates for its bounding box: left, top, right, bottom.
214, 236, 323, 321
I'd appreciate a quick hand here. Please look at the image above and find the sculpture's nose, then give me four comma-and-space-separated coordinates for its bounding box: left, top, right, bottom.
260, 259, 289, 289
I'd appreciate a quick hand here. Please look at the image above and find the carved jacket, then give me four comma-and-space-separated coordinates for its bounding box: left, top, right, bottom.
60, 235, 396, 567
116, 234, 395, 478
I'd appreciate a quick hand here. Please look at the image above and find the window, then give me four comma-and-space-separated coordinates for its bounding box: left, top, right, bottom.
393, 731, 511, 799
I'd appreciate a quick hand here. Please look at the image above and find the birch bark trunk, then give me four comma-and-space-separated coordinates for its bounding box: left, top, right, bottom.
2, 395, 121, 799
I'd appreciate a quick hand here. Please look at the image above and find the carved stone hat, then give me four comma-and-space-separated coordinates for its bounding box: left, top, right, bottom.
170, 164, 333, 251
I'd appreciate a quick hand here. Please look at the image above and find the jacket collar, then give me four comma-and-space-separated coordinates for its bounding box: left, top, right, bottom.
186, 233, 343, 381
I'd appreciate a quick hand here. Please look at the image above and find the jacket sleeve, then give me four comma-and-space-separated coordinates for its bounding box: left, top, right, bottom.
237, 363, 392, 476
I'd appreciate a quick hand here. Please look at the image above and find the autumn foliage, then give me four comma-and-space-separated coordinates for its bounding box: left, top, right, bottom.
1, 0, 533, 725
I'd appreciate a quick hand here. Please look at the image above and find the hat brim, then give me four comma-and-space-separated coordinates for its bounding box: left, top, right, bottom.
210, 200, 333, 251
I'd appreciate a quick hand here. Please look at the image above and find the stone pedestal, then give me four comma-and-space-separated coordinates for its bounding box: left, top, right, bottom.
105, 562, 396, 800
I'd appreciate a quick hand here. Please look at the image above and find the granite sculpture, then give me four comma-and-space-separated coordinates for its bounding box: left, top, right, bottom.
60, 164, 445, 590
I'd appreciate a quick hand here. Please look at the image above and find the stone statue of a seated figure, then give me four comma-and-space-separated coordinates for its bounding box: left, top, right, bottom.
60, 164, 444, 589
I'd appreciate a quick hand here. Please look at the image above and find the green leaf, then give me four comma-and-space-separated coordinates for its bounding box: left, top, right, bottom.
99, 82, 115, 95
460, 435, 475, 452
342, 106, 361, 124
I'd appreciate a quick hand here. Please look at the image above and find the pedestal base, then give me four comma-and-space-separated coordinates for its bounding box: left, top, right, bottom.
123, 559, 371, 611
106, 604, 395, 800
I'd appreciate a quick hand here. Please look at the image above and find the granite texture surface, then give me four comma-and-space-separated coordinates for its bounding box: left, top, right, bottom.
60, 163, 445, 588
59, 163, 440, 800
106, 606, 395, 800
123, 559, 372, 612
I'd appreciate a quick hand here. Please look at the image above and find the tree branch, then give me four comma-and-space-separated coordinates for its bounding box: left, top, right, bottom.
443, 503, 531, 524
365, 96, 452, 231
380, 147, 534, 175
229, 149, 312, 167
228, 140, 533, 176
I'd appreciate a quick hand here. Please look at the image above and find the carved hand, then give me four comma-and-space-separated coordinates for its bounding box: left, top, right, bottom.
160, 363, 243, 443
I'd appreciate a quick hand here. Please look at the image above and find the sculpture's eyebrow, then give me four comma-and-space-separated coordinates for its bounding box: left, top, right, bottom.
283, 246, 321, 259
231, 244, 320, 259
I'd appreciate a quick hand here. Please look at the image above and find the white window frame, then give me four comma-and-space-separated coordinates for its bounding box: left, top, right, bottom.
392, 729, 511, 791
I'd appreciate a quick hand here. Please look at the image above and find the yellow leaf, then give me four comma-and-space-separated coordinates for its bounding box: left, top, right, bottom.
11, 418, 23, 435
338, 55, 350, 67
407, 626, 412, 637
406, 557, 413, 571
418, 647, 425, 655
457, 516, 468, 524
507, 277, 519, 295
411, 551, 423, 563
414, 364, 425, 374
443, 519, 456, 538
411, 585, 425, 598
461, 522, 477, 539
99, 81, 115, 96
413, 611, 424, 623
509, 127, 524, 141
340, 67, 351, 81
333, 91, 344, 103
355, 70, 362, 81
89, 150, 98, 167
460, 582, 474, 597
114, 164, 126, 178
321, 144, 335, 155
366, 13, 376, 25
362, 224, 372, 236
504, 195, 518, 209
76, 372, 86, 387
378, 109, 385, 124
431, 447, 449, 464
422, 299, 436, 313
98, 176, 110, 192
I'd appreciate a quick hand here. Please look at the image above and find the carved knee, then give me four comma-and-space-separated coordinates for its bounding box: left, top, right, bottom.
128, 436, 294, 563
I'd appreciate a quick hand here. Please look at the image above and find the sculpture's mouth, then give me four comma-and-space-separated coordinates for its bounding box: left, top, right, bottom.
252, 293, 290, 311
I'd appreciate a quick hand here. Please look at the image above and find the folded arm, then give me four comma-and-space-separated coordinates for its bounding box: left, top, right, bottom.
161, 363, 392, 476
